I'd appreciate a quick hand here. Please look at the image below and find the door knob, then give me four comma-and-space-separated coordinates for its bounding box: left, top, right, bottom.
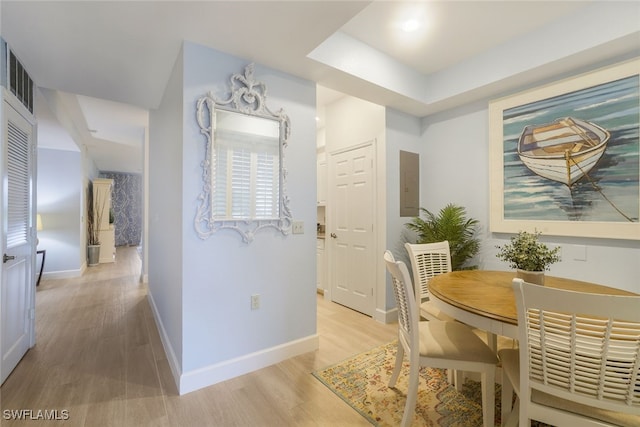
3, 254, 16, 263
330, 233, 337, 239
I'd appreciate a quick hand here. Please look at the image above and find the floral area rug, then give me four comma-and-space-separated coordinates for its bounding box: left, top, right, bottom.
313, 341, 505, 427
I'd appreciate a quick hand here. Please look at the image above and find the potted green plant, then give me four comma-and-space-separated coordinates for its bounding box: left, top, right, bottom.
405, 203, 480, 270
495, 230, 561, 285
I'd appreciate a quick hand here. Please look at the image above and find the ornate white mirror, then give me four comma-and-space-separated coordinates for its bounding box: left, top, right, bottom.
195, 64, 292, 242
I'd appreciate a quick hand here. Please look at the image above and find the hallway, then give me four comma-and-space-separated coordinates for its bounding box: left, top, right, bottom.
1, 247, 397, 426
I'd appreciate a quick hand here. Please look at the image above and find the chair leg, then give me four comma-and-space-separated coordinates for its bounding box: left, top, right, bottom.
401, 363, 419, 427
505, 399, 519, 427
487, 332, 498, 353
501, 372, 514, 427
454, 369, 464, 391
518, 405, 528, 427
480, 368, 496, 427
446, 368, 464, 390
388, 342, 404, 387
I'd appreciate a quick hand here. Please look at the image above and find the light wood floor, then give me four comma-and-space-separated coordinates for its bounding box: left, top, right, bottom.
1, 246, 398, 426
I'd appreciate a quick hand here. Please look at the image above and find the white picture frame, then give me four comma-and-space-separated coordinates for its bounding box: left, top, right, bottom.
489, 58, 639, 240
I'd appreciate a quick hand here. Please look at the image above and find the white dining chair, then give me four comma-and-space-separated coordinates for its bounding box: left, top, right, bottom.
499, 278, 640, 427
404, 241, 454, 322
405, 241, 467, 388
384, 250, 498, 427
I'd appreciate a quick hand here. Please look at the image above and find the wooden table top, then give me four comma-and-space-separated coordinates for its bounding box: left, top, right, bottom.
428, 270, 637, 325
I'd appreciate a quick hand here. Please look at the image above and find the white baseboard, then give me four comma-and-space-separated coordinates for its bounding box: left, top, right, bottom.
374, 306, 398, 324
146, 291, 319, 396
42, 266, 84, 280
179, 334, 319, 395
146, 292, 182, 393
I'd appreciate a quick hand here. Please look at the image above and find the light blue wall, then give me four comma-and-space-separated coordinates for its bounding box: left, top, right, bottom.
148, 46, 184, 371
384, 108, 423, 310
148, 42, 317, 391
180, 42, 317, 371
37, 148, 82, 275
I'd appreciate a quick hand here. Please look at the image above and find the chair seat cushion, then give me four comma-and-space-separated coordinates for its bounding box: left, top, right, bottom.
418, 320, 497, 364
498, 348, 640, 427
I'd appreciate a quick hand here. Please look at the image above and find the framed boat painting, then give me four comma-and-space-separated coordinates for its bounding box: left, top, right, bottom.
489, 58, 639, 240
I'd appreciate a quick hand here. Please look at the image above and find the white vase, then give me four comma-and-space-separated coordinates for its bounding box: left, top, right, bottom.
516, 268, 545, 285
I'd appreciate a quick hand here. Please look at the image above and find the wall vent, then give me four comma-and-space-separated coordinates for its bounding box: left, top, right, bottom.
1, 38, 34, 113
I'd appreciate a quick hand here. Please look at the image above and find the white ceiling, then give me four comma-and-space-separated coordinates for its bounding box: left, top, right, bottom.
339, 1, 587, 75
2, 1, 637, 174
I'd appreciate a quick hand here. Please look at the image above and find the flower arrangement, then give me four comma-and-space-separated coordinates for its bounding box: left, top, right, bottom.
496, 230, 561, 272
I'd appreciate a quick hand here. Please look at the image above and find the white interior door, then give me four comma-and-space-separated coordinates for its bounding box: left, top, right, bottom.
1, 97, 36, 384
329, 143, 375, 316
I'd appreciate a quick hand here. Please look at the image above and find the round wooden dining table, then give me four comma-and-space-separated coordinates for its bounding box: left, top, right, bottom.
428, 270, 637, 344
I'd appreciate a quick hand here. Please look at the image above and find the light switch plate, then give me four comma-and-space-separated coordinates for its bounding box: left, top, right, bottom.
292, 221, 304, 234
251, 294, 260, 310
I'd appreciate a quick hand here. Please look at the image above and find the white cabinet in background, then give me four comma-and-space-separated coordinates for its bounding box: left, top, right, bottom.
93, 178, 115, 263
316, 238, 326, 292
99, 225, 116, 263
317, 160, 327, 205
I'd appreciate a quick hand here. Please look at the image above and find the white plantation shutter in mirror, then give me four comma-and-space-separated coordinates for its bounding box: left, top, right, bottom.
214, 133, 279, 220
7, 119, 30, 248
255, 151, 278, 218
231, 147, 251, 218
211, 146, 227, 219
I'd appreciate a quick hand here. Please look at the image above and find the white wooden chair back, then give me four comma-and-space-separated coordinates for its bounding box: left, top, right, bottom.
384, 251, 418, 352
405, 241, 452, 303
513, 278, 640, 423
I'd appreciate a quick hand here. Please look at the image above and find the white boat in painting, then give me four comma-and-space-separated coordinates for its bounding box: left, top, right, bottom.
517, 117, 610, 187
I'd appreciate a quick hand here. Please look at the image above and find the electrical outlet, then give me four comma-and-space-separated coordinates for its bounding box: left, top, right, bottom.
251, 294, 260, 310
292, 221, 304, 234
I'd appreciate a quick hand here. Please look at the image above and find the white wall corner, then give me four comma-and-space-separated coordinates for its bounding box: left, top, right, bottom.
78, 262, 87, 277
179, 334, 320, 395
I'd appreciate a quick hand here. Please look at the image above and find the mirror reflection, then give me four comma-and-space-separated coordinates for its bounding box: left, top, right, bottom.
212, 109, 281, 220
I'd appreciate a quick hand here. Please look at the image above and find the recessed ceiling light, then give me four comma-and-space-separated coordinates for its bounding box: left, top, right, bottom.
402, 19, 420, 33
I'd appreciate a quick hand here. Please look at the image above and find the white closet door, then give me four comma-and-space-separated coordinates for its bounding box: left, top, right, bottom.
1, 98, 36, 384
329, 143, 375, 316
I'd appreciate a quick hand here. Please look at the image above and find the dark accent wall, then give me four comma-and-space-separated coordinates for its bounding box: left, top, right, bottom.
100, 172, 142, 247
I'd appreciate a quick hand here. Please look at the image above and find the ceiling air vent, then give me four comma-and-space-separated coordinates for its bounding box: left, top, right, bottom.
1, 38, 33, 113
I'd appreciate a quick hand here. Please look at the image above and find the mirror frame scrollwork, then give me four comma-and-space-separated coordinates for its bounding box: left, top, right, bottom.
195, 63, 292, 242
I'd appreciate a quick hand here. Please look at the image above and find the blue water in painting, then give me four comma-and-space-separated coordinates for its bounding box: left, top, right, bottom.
503, 75, 639, 223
